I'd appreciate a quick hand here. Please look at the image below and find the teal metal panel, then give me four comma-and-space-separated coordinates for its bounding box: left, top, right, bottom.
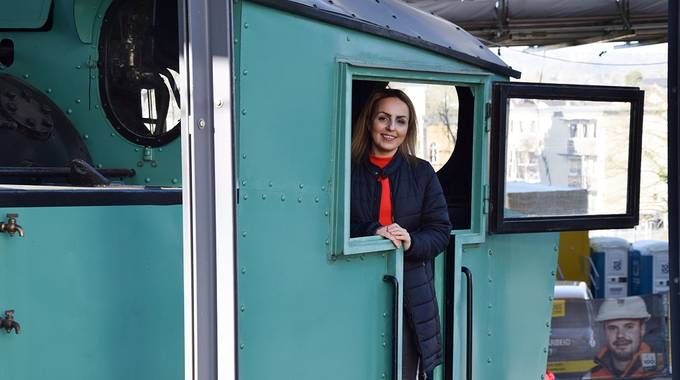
459, 233, 559, 380
0, 205, 183, 379
0, 0, 181, 186
236, 2, 486, 378
0, 0, 52, 29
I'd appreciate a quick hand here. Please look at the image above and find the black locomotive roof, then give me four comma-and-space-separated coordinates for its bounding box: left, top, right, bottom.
250, 0, 521, 78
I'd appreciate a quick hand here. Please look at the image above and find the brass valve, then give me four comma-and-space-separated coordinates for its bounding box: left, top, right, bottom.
0, 213, 24, 237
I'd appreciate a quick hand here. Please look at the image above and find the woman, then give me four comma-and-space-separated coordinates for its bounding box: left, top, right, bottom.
350, 88, 451, 379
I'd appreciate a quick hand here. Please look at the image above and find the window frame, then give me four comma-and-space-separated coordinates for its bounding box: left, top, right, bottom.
489, 81, 645, 234
330, 61, 487, 256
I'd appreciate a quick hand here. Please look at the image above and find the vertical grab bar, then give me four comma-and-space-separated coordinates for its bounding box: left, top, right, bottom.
461, 267, 473, 380
383, 275, 399, 380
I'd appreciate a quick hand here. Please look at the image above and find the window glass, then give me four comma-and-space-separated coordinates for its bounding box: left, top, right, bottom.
387, 82, 459, 171
504, 99, 631, 218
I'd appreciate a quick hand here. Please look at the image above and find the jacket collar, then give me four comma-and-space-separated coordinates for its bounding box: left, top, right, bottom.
364, 151, 404, 178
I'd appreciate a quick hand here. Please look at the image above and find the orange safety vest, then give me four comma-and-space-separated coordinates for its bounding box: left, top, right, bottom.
587, 342, 661, 379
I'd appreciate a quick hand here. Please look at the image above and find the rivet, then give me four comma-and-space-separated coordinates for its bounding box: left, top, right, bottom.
75, 99, 81, 104
172, 178, 179, 184
198, 118, 206, 129
487, 330, 492, 336
242, 70, 248, 76
382, 312, 387, 317
110, 133, 115, 137
135, 148, 140, 152
96, 164, 103, 169
488, 249, 493, 256
46, 88, 52, 93
76, 65, 81, 69
91, 75, 96, 79
243, 194, 248, 200
241, 267, 246, 274
488, 277, 493, 283
488, 304, 492, 309
23, 74, 29, 79
137, 161, 144, 167
216, 98, 224, 108
158, 148, 163, 152
551, 271, 556, 276
321, 186, 326, 191
382, 342, 386, 347
324, 211, 329, 216
242, 231, 247, 237
241, 179, 247, 186
325, 239, 329, 245
83, 134, 89, 139
297, 197, 302, 203
553, 245, 559, 252
244, 23, 249, 29
548, 296, 553, 301
299, 183, 304, 189
240, 305, 245, 312
145, 178, 151, 183
268, 181, 273, 187
381, 373, 386, 378
240, 344, 245, 349
242, 153, 247, 159
546, 322, 551, 328
543, 347, 548, 353
67, 108, 73, 114
261, 194, 267, 200
314, 197, 319, 203
281, 195, 286, 202
487, 358, 492, 364
234, 38, 239, 44
241, 108, 247, 115
346, 36, 350, 42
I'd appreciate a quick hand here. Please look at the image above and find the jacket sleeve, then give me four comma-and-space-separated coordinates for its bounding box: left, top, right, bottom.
405, 166, 451, 261
350, 221, 381, 238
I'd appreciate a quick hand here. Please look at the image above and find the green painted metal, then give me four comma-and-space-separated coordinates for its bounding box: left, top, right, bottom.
0, 0, 52, 29
0, 0, 182, 186
457, 233, 559, 380
0, 205, 183, 379
73, 0, 106, 44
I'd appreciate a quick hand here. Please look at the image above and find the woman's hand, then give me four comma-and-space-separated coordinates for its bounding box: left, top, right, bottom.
375, 223, 411, 251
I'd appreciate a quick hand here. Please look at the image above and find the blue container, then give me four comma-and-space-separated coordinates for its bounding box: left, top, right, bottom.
590, 237, 630, 298
629, 240, 669, 295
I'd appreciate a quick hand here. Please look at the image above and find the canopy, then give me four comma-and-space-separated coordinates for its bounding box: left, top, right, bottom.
404, 0, 668, 47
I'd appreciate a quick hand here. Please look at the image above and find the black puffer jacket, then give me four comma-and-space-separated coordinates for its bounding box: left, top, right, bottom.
350, 152, 451, 372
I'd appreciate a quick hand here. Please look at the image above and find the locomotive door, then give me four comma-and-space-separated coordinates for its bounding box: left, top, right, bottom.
0, 195, 184, 379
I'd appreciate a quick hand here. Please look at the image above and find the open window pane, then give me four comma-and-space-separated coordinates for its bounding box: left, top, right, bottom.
490, 82, 644, 233
505, 99, 630, 218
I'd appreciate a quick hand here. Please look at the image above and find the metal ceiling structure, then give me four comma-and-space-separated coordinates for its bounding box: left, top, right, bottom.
403, 0, 668, 47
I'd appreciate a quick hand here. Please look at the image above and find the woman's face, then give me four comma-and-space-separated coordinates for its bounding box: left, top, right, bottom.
369, 97, 409, 157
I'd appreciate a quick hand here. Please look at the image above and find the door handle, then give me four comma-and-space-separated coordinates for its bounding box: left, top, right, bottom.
0, 310, 20, 334
462, 267, 473, 380
383, 275, 399, 380
0, 214, 24, 237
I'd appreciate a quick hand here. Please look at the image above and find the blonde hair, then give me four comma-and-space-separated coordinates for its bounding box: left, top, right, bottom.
351, 89, 418, 163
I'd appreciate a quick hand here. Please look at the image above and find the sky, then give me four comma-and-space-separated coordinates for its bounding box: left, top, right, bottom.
492, 42, 668, 86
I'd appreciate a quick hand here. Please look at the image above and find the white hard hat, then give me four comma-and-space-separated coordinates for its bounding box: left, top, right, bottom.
595, 296, 650, 322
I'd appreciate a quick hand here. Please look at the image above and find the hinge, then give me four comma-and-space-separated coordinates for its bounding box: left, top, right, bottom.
482, 184, 490, 214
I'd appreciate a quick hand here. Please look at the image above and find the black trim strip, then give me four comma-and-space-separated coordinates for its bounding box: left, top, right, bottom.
667, 1, 679, 379
247, 0, 521, 79
0, 188, 182, 207
489, 81, 644, 234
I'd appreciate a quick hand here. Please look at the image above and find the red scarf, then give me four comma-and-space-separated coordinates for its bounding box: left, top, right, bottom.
369, 156, 393, 226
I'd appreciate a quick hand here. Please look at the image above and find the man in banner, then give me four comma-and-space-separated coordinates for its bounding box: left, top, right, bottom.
583, 296, 661, 379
